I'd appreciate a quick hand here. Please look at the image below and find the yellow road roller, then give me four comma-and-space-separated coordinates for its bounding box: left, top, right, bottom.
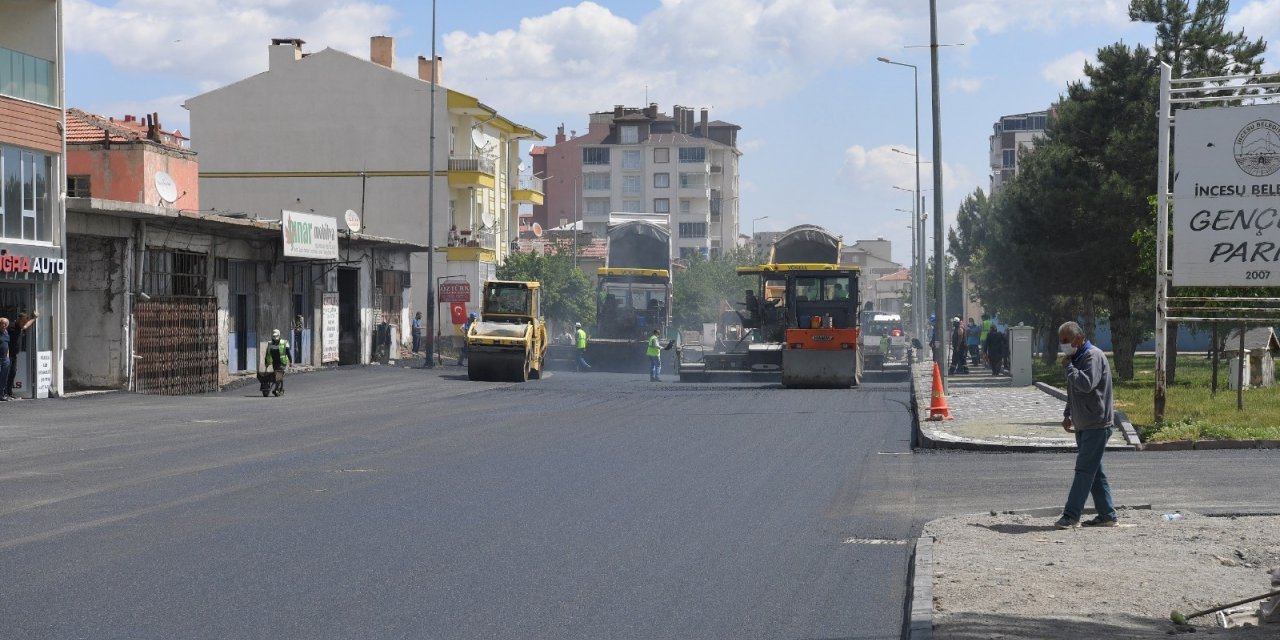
466, 280, 549, 382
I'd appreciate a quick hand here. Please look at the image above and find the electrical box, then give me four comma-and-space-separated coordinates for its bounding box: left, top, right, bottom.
1009, 325, 1034, 386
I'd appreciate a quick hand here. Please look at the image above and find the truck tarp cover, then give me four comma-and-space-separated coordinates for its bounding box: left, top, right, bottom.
607, 221, 670, 270
771, 225, 840, 265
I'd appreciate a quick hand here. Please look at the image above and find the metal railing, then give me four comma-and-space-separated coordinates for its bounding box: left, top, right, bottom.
517, 175, 543, 192
448, 154, 496, 174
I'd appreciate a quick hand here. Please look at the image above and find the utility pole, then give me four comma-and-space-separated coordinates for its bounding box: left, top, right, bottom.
424, 0, 438, 368
929, 0, 947, 384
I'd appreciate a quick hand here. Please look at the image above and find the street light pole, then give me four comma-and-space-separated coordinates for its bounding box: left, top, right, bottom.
424, 0, 438, 369
752, 215, 768, 243
929, 0, 947, 382
877, 55, 924, 345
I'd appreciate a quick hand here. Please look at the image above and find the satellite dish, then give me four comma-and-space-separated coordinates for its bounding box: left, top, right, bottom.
480, 210, 496, 229
471, 128, 488, 150
518, 161, 526, 173
155, 171, 178, 203
532, 222, 543, 238
344, 209, 362, 232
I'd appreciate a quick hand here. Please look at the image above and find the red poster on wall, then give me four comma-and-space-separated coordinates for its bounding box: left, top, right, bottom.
450, 302, 468, 325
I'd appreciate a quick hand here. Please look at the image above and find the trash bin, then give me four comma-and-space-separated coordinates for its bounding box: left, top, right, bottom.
1009, 324, 1034, 386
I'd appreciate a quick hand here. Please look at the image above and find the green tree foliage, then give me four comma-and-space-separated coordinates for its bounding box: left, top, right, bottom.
496, 243, 594, 327
1129, 0, 1268, 80
672, 247, 757, 330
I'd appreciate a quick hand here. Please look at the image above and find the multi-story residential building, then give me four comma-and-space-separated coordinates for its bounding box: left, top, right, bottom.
840, 238, 906, 312
185, 37, 543, 334
533, 104, 741, 259
988, 110, 1049, 193
0, 0, 67, 399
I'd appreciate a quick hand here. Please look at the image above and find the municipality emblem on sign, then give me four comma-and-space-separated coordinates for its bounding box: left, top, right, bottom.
1233, 119, 1280, 177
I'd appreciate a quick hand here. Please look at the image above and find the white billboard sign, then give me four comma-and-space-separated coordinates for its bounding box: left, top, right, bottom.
1173, 104, 1280, 286
322, 292, 339, 363
282, 210, 340, 260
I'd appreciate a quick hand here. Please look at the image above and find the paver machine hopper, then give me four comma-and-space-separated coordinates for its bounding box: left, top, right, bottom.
466, 280, 549, 382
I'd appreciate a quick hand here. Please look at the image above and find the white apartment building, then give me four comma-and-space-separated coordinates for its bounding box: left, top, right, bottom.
534, 105, 741, 259
988, 110, 1049, 193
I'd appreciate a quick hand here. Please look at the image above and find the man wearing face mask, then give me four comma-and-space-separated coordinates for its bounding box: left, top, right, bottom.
1054, 321, 1117, 529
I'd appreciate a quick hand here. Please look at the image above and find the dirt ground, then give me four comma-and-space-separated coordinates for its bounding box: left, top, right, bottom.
924, 508, 1280, 639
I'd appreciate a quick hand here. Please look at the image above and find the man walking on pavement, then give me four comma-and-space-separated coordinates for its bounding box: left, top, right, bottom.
948, 317, 969, 375
1055, 320, 1118, 529
575, 322, 591, 371
647, 328, 662, 381
264, 328, 291, 397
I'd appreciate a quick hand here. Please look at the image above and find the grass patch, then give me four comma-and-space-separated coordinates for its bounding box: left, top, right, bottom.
1032, 354, 1280, 442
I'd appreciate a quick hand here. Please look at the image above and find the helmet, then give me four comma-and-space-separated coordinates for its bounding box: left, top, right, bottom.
575, 322, 582, 328
951, 316, 961, 324
929, 314, 936, 322
468, 312, 477, 320
271, 329, 281, 339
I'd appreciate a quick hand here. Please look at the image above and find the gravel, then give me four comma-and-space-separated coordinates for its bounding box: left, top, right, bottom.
924, 508, 1280, 639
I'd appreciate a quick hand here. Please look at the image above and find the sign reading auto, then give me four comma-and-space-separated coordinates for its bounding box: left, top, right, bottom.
282, 210, 339, 260
1174, 104, 1280, 286
0, 248, 66, 279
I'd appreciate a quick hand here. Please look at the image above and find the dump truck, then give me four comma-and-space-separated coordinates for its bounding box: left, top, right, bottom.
587, 220, 674, 371
678, 225, 863, 387
466, 280, 549, 382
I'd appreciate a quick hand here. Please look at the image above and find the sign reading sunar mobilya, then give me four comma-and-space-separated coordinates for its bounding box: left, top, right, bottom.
1174, 104, 1280, 287
282, 210, 339, 260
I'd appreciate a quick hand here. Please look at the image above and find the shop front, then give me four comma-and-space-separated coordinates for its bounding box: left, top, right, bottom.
0, 244, 64, 399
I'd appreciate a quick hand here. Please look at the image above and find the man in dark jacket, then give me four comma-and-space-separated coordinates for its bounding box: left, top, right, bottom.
1054, 321, 1117, 529
984, 323, 1006, 376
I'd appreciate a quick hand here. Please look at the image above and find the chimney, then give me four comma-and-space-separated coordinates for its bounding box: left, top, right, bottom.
613, 105, 624, 118
700, 109, 709, 137
684, 109, 695, 135
645, 103, 657, 119
417, 55, 443, 84
371, 35, 394, 69
555, 124, 566, 145
672, 106, 682, 133
269, 38, 304, 71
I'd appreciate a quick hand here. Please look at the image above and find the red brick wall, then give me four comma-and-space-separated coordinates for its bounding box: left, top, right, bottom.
0, 96, 61, 154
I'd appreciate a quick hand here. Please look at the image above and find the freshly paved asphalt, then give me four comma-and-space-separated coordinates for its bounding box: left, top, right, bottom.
0, 364, 1273, 639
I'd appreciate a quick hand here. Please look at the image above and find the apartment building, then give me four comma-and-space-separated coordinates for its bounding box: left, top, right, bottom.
533, 104, 741, 259
988, 110, 1049, 193
0, 0, 66, 398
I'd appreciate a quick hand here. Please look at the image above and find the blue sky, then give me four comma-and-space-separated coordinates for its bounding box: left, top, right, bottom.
64, 0, 1280, 266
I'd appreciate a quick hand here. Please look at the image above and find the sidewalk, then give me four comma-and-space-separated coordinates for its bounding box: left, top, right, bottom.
911, 361, 1138, 451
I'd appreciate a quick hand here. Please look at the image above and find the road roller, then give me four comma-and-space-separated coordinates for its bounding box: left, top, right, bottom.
466, 280, 549, 382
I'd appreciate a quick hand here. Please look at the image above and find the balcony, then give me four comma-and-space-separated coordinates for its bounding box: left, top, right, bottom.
511, 175, 544, 206
448, 154, 496, 189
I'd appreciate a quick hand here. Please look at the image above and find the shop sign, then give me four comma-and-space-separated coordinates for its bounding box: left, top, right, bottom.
282, 210, 339, 260
0, 247, 66, 279
439, 282, 470, 303
322, 292, 339, 363
36, 351, 51, 399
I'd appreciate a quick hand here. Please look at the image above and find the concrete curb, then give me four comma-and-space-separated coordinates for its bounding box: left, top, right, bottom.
1142, 438, 1280, 451
906, 536, 933, 640
1036, 381, 1142, 448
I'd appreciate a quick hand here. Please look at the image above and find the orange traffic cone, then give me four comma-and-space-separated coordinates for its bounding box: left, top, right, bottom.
926, 362, 953, 421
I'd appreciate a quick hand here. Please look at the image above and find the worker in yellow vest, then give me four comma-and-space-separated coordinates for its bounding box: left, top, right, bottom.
979, 313, 993, 364
575, 322, 591, 371
647, 328, 663, 381
264, 328, 291, 396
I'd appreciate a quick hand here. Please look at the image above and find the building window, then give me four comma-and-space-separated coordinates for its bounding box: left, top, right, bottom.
377, 270, 407, 325
622, 200, 643, 213
620, 125, 639, 144
621, 149, 642, 170
583, 173, 610, 190
678, 147, 706, 163
622, 175, 643, 195
143, 249, 209, 297
583, 147, 610, 165
653, 198, 670, 213
585, 198, 609, 217
67, 175, 91, 198
680, 199, 691, 214
654, 173, 669, 188
0, 146, 53, 242
679, 222, 707, 238
679, 173, 705, 189
654, 147, 670, 163
1001, 149, 1016, 169
0, 47, 55, 106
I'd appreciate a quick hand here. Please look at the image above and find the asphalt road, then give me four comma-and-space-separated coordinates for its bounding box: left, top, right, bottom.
1, 364, 1275, 639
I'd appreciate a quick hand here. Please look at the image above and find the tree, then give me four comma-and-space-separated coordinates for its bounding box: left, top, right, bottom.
671, 247, 757, 330
497, 243, 594, 327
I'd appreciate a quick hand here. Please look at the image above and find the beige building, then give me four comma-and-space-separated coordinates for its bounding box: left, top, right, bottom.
185, 37, 543, 340
988, 110, 1049, 193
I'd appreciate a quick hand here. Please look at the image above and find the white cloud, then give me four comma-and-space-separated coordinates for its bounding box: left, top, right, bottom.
1041, 50, 1093, 88
949, 77, 985, 93
1230, 1, 1280, 72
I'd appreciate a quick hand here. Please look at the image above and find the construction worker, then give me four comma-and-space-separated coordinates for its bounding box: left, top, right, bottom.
575, 322, 591, 371
833, 282, 850, 300
264, 328, 291, 396
459, 312, 477, 366
647, 328, 662, 381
